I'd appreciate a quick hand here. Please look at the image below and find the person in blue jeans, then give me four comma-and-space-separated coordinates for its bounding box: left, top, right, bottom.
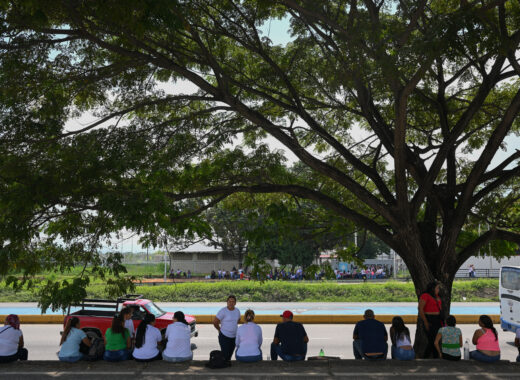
270, 310, 308, 361
103, 314, 131, 362
389, 316, 415, 360
469, 315, 500, 363
235, 310, 262, 362
353, 309, 388, 360
58, 317, 91, 362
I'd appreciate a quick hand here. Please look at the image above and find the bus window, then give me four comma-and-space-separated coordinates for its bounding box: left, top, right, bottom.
501, 268, 520, 291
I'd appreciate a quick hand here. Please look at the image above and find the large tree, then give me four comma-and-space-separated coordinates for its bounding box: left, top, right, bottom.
2, 0, 520, 351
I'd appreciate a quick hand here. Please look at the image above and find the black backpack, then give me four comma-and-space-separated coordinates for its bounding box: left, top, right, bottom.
205, 350, 231, 369
80, 337, 105, 361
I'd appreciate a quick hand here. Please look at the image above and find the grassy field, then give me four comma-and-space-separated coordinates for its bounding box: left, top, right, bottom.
0, 278, 499, 303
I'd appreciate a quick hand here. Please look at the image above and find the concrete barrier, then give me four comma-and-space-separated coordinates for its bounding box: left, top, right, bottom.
0, 314, 500, 324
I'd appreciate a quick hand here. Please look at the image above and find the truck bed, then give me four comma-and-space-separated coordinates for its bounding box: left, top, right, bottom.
69, 309, 117, 318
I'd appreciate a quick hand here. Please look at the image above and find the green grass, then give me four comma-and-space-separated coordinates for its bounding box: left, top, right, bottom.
0, 278, 499, 303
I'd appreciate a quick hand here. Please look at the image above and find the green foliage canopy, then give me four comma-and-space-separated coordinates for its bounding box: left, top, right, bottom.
1, 0, 520, 312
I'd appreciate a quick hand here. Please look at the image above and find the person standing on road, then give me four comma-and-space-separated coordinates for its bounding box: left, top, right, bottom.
213, 295, 240, 361
468, 265, 476, 278
353, 309, 388, 360
132, 314, 163, 362
235, 309, 262, 362
418, 281, 443, 358
59, 317, 91, 362
0, 314, 28, 363
271, 310, 309, 361
434, 315, 462, 361
163, 311, 193, 363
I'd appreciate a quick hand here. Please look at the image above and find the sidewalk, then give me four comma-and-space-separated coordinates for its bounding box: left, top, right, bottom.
1, 360, 519, 379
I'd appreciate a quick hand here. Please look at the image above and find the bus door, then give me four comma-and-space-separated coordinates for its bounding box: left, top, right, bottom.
500, 266, 520, 332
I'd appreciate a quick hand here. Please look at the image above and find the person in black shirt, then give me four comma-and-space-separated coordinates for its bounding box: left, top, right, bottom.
270, 310, 309, 361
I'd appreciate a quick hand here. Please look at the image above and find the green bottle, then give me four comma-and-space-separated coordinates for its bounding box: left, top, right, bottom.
319, 348, 324, 357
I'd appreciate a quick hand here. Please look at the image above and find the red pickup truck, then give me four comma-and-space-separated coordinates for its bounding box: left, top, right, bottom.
63, 294, 198, 339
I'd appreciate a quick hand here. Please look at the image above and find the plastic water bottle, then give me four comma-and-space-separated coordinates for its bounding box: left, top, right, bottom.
319, 348, 325, 357
463, 339, 470, 360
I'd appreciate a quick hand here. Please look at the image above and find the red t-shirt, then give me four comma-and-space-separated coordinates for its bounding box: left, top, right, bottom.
420, 293, 441, 312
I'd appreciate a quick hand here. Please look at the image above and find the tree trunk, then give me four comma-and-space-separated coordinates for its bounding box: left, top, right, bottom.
407, 246, 457, 358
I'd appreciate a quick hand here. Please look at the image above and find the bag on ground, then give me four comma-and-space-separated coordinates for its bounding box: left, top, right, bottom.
83, 337, 105, 361
205, 350, 231, 369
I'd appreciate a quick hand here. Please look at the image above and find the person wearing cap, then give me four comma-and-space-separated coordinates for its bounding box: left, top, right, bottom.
353, 309, 388, 360
213, 295, 241, 361
163, 311, 193, 362
0, 314, 28, 363
270, 310, 309, 361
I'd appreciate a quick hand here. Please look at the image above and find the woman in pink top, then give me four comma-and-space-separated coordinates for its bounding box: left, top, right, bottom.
470, 315, 500, 362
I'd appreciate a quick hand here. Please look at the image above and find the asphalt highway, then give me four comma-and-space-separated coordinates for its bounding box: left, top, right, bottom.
21, 323, 519, 362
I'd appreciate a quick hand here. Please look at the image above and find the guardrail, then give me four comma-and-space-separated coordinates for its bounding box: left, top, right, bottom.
455, 268, 500, 278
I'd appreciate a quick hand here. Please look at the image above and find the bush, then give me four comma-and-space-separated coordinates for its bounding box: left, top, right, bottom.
0, 278, 499, 303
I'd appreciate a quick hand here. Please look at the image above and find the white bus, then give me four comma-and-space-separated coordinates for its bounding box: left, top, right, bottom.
499, 266, 520, 332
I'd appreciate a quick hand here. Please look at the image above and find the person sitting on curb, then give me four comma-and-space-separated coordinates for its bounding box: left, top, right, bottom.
515, 327, 520, 363
271, 310, 309, 361
0, 314, 28, 363
353, 309, 388, 360
213, 295, 241, 362
59, 317, 91, 362
470, 315, 500, 363
103, 314, 131, 362
132, 314, 162, 362
389, 316, 414, 360
434, 315, 462, 361
235, 309, 262, 362
163, 311, 193, 363
120, 307, 135, 346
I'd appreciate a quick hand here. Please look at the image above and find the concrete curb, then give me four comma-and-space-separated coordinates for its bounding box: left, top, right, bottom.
0, 314, 500, 324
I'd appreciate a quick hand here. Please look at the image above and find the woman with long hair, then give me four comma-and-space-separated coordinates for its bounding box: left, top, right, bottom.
103, 314, 131, 362
235, 309, 263, 362
418, 281, 443, 358
132, 314, 162, 362
0, 314, 28, 363
162, 311, 193, 363
389, 316, 414, 360
435, 315, 462, 361
58, 317, 91, 362
470, 315, 500, 362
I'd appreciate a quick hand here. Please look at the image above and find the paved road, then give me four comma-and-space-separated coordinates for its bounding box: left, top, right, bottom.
1, 360, 519, 379
22, 323, 519, 362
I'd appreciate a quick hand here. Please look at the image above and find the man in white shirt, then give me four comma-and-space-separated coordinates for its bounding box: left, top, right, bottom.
213, 295, 241, 361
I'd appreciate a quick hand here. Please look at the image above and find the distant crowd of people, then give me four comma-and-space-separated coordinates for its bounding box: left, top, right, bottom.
1, 283, 519, 364
334, 265, 391, 280
203, 265, 392, 281
169, 268, 192, 279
